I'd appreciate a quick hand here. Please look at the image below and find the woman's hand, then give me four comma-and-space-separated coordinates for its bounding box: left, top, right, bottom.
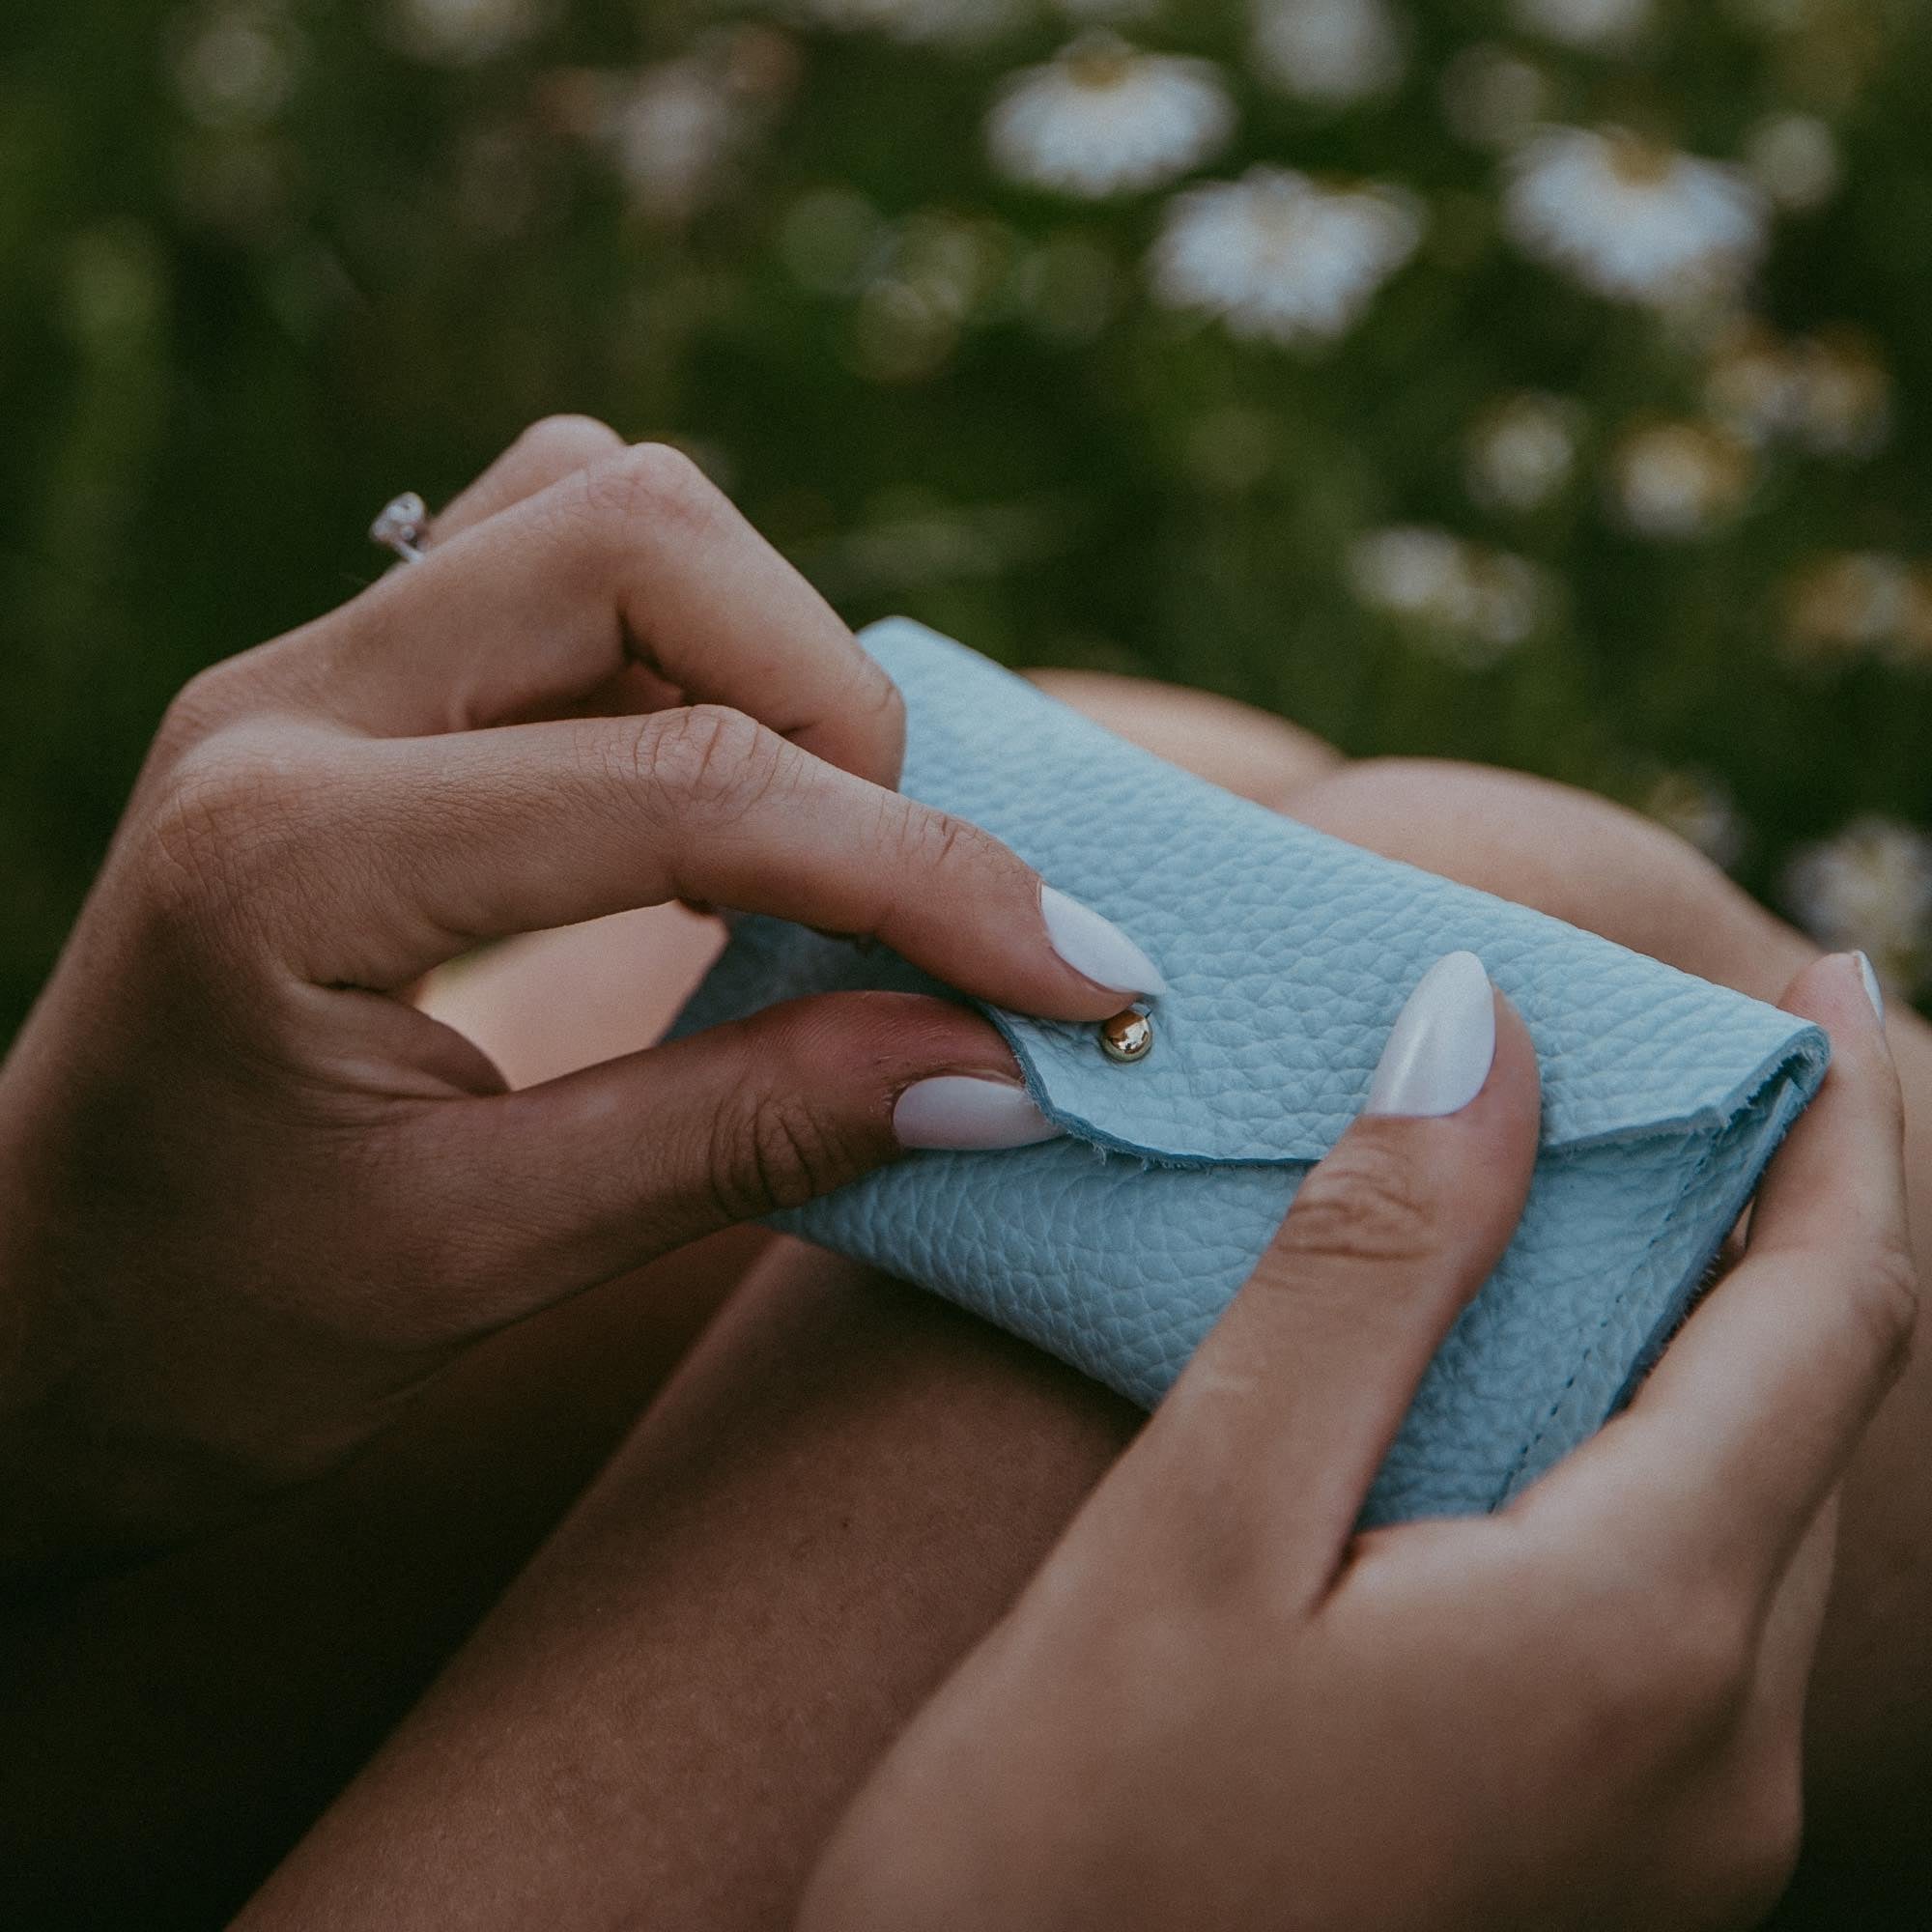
802, 950, 1914, 1932
0, 419, 1161, 1578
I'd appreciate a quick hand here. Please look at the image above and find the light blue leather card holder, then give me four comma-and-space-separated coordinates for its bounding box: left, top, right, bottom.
674, 619, 1830, 1523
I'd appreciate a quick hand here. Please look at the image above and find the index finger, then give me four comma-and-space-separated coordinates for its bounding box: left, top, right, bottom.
1524, 952, 1916, 1595
317, 442, 907, 788
275, 708, 1168, 1020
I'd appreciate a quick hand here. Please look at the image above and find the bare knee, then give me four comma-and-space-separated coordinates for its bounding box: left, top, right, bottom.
1023, 668, 1344, 809
1021, 667, 1804, 1002
1292, 757, 1811, 1002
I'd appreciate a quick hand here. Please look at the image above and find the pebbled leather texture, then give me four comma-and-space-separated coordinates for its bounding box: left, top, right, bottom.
675, 620, 1831, 1522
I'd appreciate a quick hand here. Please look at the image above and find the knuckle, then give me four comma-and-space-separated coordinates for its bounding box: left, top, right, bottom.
895, 800, 980, 878
1275, 1130, 1439, 1272
140, 731, 315, 946
583, 440, 720, 536
515, 412, 623, 471
1577, 1578, 1756, 1757
812, 652, 908, 788
145, 738, 274, 927
861, 655, 906, 729
860, 799, 1011, 946
636, 704, 786, 822
707, 1090, 862, 1221
851, 655, 908, 757
1847, 1233, 1919, 1376
155, 658, 253, 761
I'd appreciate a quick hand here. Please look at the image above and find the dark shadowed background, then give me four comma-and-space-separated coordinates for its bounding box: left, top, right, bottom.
5, 0, 1931, 1038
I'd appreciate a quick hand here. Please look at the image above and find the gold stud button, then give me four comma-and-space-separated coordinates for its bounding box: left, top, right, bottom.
1099, 1007, 1153, 1064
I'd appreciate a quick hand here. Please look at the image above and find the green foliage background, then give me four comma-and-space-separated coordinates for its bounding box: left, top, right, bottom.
4, 0, 1931, 1038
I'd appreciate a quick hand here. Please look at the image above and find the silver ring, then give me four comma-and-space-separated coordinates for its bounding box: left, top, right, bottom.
370, 492, 430, 565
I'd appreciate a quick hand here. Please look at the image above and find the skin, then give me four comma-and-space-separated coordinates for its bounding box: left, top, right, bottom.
230, 955, 1919, 1932
234, 1241, 1140, 1930
0, 420, 1152, 1578
2, 418, 1927, 1924
801, 958, 1909, 1931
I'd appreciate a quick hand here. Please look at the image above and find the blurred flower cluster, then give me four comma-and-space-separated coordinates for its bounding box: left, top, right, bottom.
4, 0, 1932, 1024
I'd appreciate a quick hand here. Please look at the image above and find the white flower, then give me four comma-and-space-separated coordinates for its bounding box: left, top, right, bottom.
608, 60, 748, 221
170, 4, 301, 128
1350, 525, 1465, 617
1744, 113, 1841, 212
1251, 0, 1406, 106
384, 0, 552, 67
1439, 43, 1550, 150
1703, 323, 1799, 444
1150, 165, 1423, 345
1348, 525, 1548, 666
799, 0, 1023, 43
1788, 330, 1891, 458
1464, 392, 1581, 513
1512, 0, 1649, 50
987, 35, 1234, 198
1607, 420, 1751, 539
1785, 553, 1932, 668
1783, 817, 1932, 991
1504, 127, 1769, 310
1706, 323, 1891, 459
1640, 770, 1745, 869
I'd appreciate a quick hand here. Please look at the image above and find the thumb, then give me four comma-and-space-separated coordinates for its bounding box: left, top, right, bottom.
418, 992, 1056, 1331
1119, 952, 1542, 1605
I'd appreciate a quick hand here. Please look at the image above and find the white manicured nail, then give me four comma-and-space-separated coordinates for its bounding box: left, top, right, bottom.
1853, 951, 1886, 1025
895, 1076, 1065, 1151
1040, 887, 1168, 998
1364, 952, 1496, 1118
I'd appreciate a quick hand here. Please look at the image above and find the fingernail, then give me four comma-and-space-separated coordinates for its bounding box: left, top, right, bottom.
895, 1076, 1065, 1151
1853, 950, 1886, 1026
1364, 951, 1496, 1118
1040, 886, 1168, 998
